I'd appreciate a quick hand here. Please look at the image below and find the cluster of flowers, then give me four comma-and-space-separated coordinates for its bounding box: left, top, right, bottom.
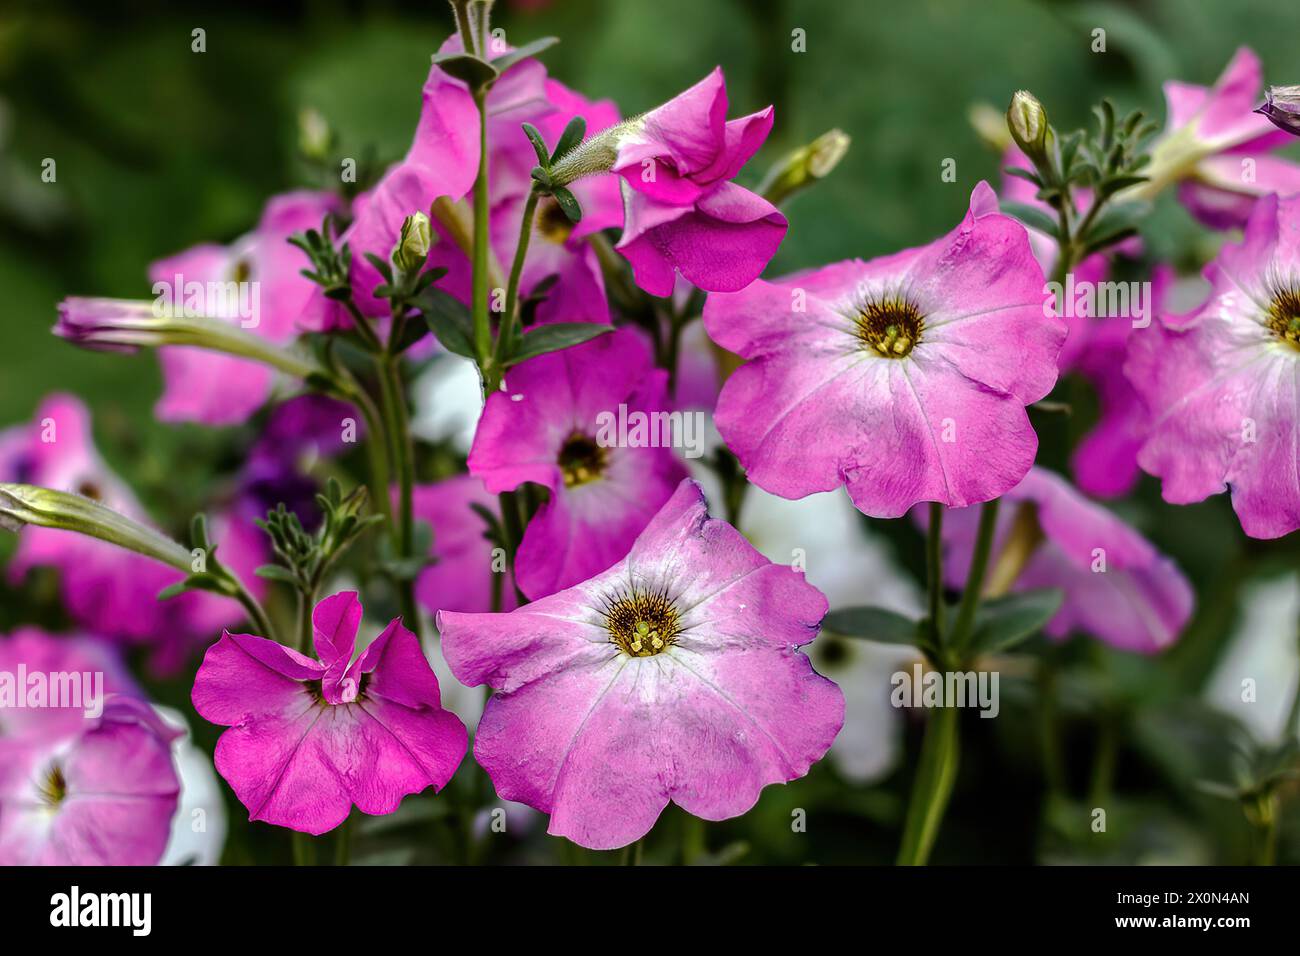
2, 14, 1297, 863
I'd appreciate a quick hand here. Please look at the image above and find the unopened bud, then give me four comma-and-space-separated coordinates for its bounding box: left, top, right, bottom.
298, 107, 333, 161
1007, 90, 1049, 164
758, 128, 852, 207
392, 211, 432, 278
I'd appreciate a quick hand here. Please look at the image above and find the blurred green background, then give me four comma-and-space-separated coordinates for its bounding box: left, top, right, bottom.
2, 0, 1299, 864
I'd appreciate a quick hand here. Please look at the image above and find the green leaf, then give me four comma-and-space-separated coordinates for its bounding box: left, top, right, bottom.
551, 185, 582, 223
999, 200, 1058, 238
551, 115, 586, 162
254, 564, 299, 583
430, 52, 498, 90
968, 588, 1063, 654
157, 573, 228, 602
504, 322, 611, 368
521, 123, 550, 169
822, 606, 921, 647
490, 36, 559, 73
1002, 166, 1042, 188
418, 288, 476, 359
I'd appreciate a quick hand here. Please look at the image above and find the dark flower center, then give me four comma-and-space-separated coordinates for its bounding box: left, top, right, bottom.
602, 587, 681, 658
536, 198, 574, 245
558, 432, 607, 487
231, 258, 253, 284
39, 763, 67, 807
854, 296, 924, 358
1266, 285, 1300, 350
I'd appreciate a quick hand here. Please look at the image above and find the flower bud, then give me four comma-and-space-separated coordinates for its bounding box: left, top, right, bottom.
1007, 90, 1049, 164
392, 211, 433, 278
757, 128, 851, 207
298, 107, 333, 161
0, 483, 193, 571
55, 297, 320, 380
1256, 85, 1300, 137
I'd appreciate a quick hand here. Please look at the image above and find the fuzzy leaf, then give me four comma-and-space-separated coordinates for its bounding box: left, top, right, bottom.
822, 606, 922, 647
968, 588, 1064, 654
504, 322, 611, 367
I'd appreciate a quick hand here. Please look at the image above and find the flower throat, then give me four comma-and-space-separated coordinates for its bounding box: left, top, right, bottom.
602, 587, 681, 658
854, 296, 924, 358
1266, 284, 1300, 350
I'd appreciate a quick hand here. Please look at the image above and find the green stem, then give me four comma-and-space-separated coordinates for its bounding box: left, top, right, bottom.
488, 188, 540, 389
342, 298, 386, 354
375, 355, 422, 638
681, 815, 706, 865
621, 838, 644, 866
949, 498, 1000, 652
343, 378, 394, 530
292, 831, 313, 866
926, 502, 945, 646
1247, 792, 1278, 866
470, 88, 493, 370
896, 702, 960, 865
1038, 651, 1067, 796
225, 573, 277, 643
1088, 713, 1118, 809
334, 814, 352, 866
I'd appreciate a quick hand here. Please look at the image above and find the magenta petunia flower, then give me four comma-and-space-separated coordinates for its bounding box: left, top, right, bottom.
412, 474, 520, 616
1153, 48, 1300, 231
148, 191, 342, 425
0, 696, 180, 865
437, 479, 843, 850
1127, 193, 1300, 538
704, 182, 1062, 518
937, 467, 1193, 653
191, 591, 467, 834
467, 328, 688, 600
2, 395, 265, 666
606, 68, 786, 296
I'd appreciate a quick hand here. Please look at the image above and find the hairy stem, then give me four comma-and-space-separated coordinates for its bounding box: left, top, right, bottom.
487, 188, 540, 390
896, 702, 960, 865
926, 502, 945, 645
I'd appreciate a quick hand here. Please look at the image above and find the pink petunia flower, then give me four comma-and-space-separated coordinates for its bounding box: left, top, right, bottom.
437, 479, 843, 850
935, 467, 1193, 653
0, 696, 181, 865
467, 328, 688, 600
704, 182, 1062, 518
606, 68, 786, 296
191, 591, 467, 834
1127, 193, 1300, 538
2, 394, 265, 667
148, 191, 342, 425
412, 474, 520, 616
1151, 48, 1300, 231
